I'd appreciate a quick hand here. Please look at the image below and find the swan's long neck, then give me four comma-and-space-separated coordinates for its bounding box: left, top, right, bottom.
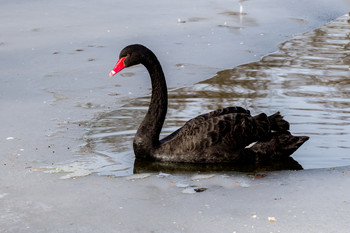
133, 53, 168, 159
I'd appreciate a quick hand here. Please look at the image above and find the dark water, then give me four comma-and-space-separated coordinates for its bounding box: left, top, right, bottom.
84, 14, 350, 176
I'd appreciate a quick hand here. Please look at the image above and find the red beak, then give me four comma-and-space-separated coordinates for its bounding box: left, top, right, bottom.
109, 56, 127, 77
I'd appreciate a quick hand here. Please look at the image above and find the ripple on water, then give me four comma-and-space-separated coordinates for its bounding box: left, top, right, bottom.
76, 14, 350, 176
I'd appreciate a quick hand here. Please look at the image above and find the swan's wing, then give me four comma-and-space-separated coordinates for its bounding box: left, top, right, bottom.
158, 112, 265, 162
178, 113, 258, 150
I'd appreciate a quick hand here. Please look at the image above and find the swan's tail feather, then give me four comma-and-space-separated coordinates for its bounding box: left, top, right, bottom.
269, 133, 309, 160
246, 132, 309, 163
268, 112, 290, 132
249, 112, 309, 164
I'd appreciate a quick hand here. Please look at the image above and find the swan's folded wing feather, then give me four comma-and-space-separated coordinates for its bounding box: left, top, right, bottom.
158, 112, 258, 162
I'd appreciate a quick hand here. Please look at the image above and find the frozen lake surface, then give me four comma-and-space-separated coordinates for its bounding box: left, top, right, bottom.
1, 0, 350, 232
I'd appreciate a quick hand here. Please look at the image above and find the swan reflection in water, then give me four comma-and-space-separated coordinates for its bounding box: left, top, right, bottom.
133, 157, 303, 174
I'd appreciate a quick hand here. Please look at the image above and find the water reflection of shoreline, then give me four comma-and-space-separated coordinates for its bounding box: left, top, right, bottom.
84, 14, 350, 176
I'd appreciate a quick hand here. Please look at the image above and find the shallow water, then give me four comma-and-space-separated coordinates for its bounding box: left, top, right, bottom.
75, 14, 350, 176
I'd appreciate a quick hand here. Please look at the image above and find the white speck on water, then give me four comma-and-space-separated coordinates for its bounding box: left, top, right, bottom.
126, 173, 151, 180
182, 187, 196, 194
157, 172, 170, 178
240, 4, 243, 14
191, 174, 216, 180
6, 137, 15, 140
0, 193, 9, 199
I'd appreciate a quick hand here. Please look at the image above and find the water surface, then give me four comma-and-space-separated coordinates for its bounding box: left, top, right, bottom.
82, 14, 350, 176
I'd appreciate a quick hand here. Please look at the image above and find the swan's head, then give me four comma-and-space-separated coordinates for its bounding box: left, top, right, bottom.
109, 44, 149, 77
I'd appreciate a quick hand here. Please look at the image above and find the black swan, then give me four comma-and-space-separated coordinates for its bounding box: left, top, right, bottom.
109, 44, 309, 165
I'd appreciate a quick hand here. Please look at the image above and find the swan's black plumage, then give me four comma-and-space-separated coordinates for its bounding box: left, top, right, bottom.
110, 44, 309, 165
